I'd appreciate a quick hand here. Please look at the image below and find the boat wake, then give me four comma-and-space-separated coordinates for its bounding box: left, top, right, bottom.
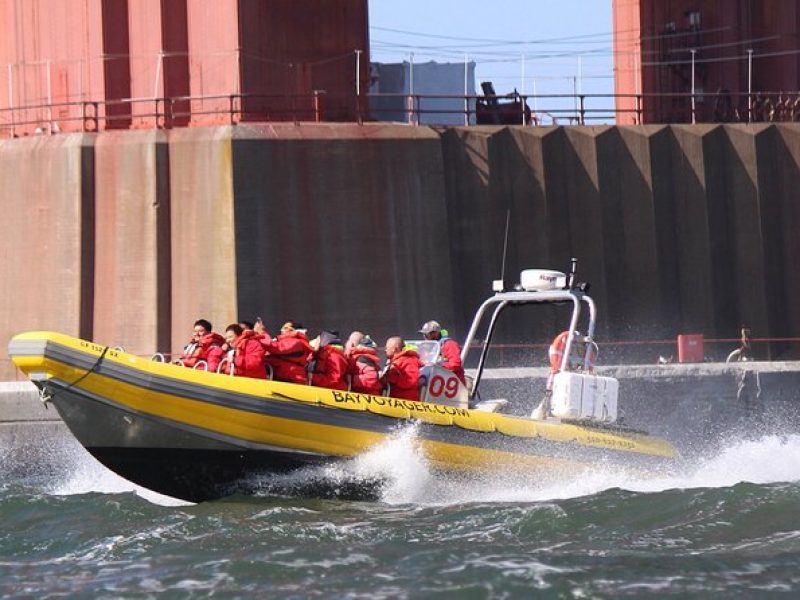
239, 428, 800, 505
5, 426, 800, 506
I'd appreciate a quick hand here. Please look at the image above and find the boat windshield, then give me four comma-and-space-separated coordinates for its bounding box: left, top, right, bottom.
409, 340, 441, 364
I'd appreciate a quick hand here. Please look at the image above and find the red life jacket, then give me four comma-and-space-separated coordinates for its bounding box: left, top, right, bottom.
439, 337, 466, 385
261, 330, 313, 384
348, 347, 382, 395
226, 330, 266, 379
180, 332, 224, 370
311, 345, 349, 391
384, 349, 422, 401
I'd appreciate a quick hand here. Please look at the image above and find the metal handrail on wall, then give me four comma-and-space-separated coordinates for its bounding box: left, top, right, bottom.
2, 89, 800, 137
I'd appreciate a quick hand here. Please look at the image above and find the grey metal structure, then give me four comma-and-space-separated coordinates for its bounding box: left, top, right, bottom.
461, 289, 597, 401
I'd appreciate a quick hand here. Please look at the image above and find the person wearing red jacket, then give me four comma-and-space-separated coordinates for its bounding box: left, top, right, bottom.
310, 330, 349, 391
217, 324, 266, 379
259, 321, 313, 384
419, 320, 466, 385
382, 336, 422, 401
346, 333, 383, 395
177, 319, 225, 372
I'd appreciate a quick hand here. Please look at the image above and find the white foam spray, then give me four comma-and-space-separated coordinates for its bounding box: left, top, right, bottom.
14, 425, 800, 507
32, 434, 188, 506
341, 432, 800, 506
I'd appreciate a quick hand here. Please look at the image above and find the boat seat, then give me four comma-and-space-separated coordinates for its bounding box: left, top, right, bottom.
266, 363, 274, 380
193, 360, 208, 371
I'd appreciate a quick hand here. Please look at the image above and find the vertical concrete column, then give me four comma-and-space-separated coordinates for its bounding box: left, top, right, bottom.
646, 126, 682, 335
537, 128, 573, 266
560, 127, 610, 333
488, 128, 549, 268
93, 130, 171, 355
0, 134, 95, 379
701, 125, 738, 336
441, 127, 505, 330
668, 125, 719, 333
722, 124, 772, 344
768, 124, 800, 351
594, 127, 633, 335
168, 126, 237, 354
601, 126, 665, 339
488, 126, 572, 342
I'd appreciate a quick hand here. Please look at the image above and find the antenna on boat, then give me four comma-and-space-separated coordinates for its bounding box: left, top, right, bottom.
566, 257, 591, 292
566, 257, 577, 289
493, 209, 512, 293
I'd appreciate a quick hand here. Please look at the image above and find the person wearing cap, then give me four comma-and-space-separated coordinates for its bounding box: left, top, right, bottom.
177, 318, 225, 372
382, 336, 422, 401
419, 320, 466, 385
347, 333, 383, 395
310, 330, 349, 391
259, 320, 314, 384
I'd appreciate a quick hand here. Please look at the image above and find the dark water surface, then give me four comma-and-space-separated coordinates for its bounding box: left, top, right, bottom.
2, 431, 799, 598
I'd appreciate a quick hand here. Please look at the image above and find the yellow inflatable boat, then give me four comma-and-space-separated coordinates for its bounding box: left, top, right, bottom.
8, 268, 677, 502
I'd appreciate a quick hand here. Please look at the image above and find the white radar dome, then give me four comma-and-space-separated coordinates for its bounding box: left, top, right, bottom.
520, 269, 567, 291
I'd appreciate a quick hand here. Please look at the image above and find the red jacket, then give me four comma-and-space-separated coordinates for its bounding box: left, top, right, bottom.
260, 330, 313, 384
384, 349, 422, 401
222, 330, 266, 379
179, 332, 225, 371
348, 347, 382, 395
440, 337, 466, 384
311, 345, 349, 391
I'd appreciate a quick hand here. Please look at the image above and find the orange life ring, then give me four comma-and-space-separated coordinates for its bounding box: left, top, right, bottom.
548, 331, 571, 373
548, 330, 595, 373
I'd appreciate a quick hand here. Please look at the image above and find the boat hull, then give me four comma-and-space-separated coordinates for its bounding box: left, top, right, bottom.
10, 332, 678, 502
48, 382, 334, 501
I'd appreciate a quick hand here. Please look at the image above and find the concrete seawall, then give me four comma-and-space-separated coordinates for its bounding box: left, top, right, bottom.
2, 123, 800, 379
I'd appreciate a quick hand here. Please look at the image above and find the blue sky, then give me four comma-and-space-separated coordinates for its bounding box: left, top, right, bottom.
368, 0, 615, 120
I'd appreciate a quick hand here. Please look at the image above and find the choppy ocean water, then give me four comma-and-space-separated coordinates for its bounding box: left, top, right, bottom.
2, 429, 800, 598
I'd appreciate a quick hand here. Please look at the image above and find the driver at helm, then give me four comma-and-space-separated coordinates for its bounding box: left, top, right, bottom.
419, 320, 466, 385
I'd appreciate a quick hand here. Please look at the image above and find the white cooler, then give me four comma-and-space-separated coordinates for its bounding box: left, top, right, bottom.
550, 371, 619, 423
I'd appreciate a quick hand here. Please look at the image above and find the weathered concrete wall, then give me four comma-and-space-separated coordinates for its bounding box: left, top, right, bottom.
93, 130, 171, 355
230, 123, 453, 341
442, 123, 800, 362
168, 127, 237, 352
2, 123, 800, 379
0, 134, 94, 379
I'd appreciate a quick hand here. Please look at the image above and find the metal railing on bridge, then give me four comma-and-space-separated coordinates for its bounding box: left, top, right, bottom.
2, 89, 800, 138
